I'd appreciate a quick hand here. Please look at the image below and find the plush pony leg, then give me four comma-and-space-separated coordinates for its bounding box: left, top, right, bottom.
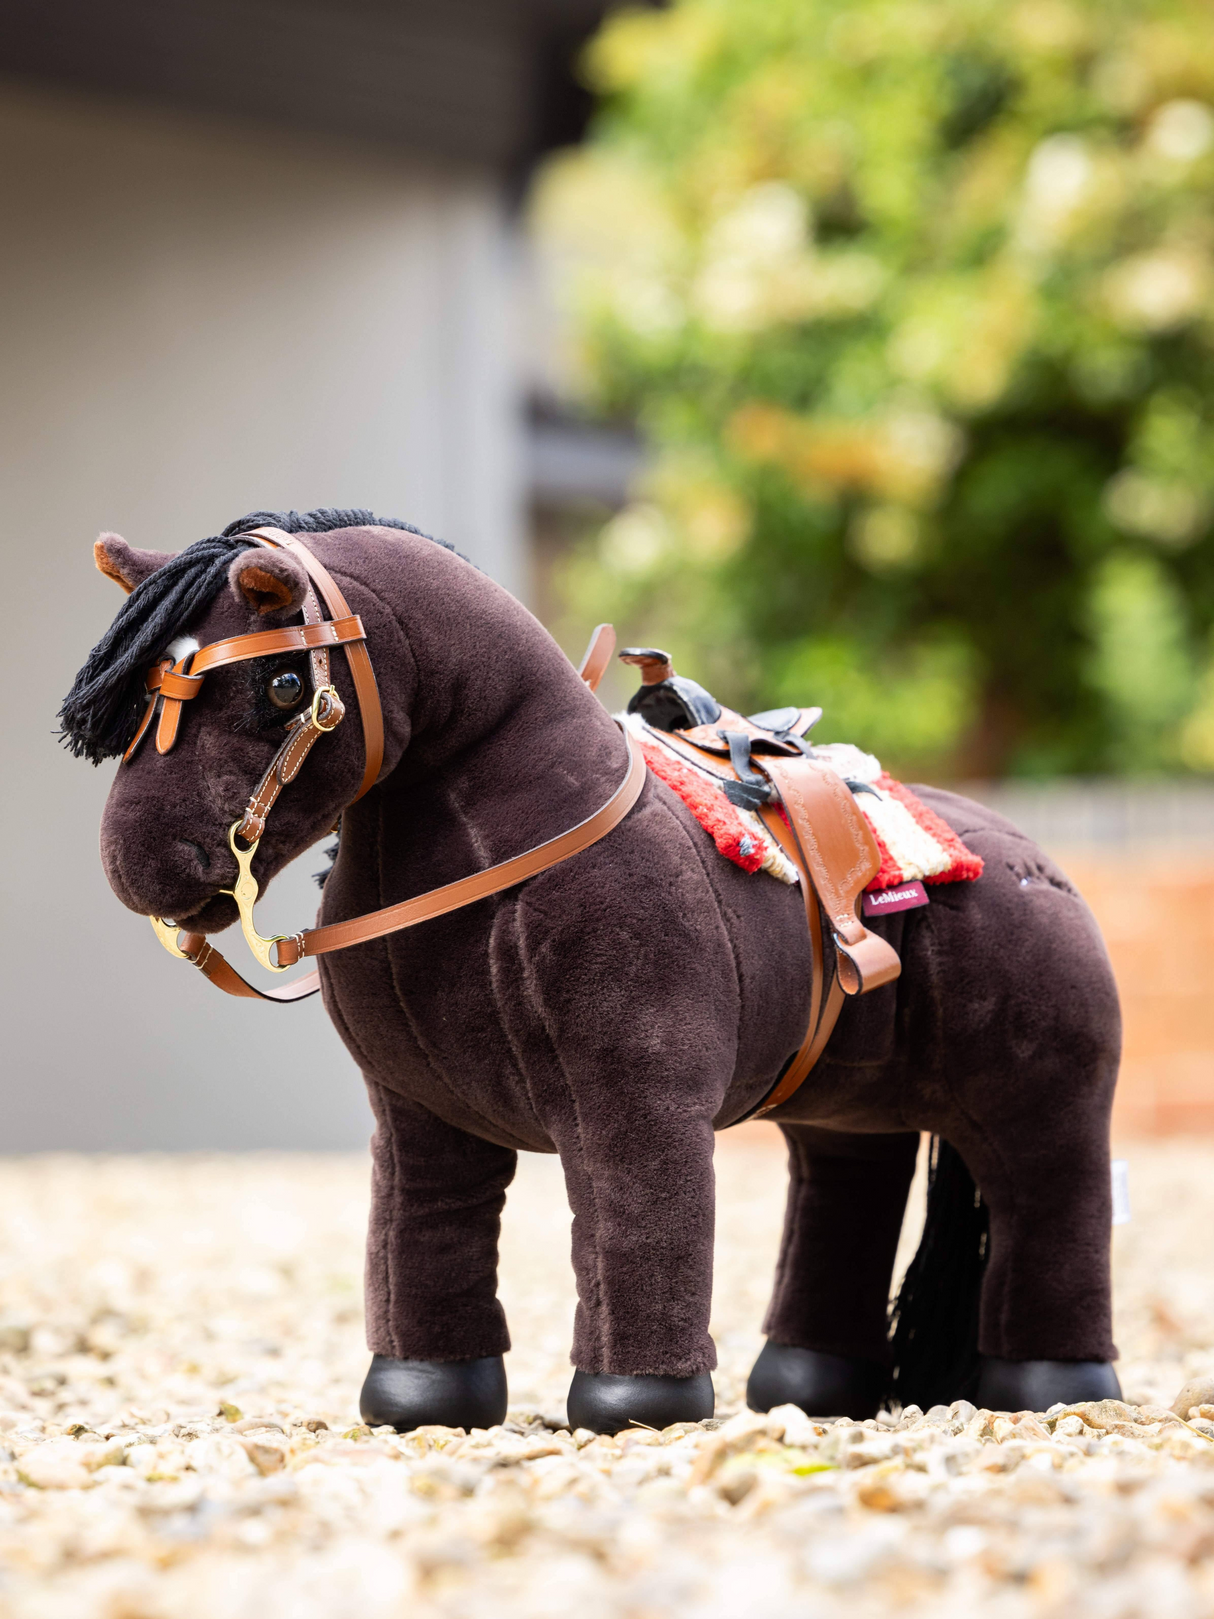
890, 1127, 1122, 1413
502, 798, 745, 1432
360, 1081, 516, 1430
905, 806, 1123, 1407
550, 1108, 718, 1432
947, 1109, 1120, 1384
749, 1126, 919, 1419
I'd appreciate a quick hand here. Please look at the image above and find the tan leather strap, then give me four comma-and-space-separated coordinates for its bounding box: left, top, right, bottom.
153, 614, 364, 755
740, 754, 901, 1127
178, 935, 322, 1003
169, 729, 647, 997
230, 568, 345, 839
753, 979, 844, 1119
185, 615, 367, 674
249, 528, 384, 803
158, 668, 205, 700
125, 661, 170, 760
763, 800, 825, 1045
747, 802, 842, 1118
577, 624, 616, 693
296, 571, 332, 693
236, 686, 346, 843
760, 755, 901, 996
125, 617, 368, 761
279, 731, 645, 964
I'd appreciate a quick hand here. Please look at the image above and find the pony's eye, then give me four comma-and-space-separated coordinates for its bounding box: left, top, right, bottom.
267, 670, 304, 710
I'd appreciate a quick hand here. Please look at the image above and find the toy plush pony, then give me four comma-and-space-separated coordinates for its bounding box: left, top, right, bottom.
61, 509, 1123, 1432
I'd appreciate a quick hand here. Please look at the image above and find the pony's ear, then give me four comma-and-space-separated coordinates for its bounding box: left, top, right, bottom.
94, 533, 173, 594
228, 547, 309, 616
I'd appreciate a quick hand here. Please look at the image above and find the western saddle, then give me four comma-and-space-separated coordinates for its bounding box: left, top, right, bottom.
593, 631, 901, 1119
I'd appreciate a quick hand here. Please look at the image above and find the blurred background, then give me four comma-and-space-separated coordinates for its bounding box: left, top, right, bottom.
2, 0, 1211, 1149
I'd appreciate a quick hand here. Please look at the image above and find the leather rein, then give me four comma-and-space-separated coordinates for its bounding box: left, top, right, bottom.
136, 529, 898, 1117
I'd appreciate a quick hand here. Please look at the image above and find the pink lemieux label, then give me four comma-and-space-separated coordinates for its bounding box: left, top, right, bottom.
862, 880, 929, 917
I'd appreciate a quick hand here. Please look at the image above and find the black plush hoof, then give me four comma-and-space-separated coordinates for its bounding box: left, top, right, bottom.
976, 1357, 1122, 1413
746, 1341, 888, 1420
567, 1370, 714, 1434
359, 1353, 508, 1432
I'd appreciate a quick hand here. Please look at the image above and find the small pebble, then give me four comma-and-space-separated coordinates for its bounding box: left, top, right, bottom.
1171, 1374, 1214, 1419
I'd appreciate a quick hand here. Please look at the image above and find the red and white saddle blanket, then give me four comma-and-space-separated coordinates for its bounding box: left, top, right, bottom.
623, 713, 983, 893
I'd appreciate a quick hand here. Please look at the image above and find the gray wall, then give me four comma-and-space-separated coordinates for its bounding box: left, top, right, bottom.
959, 780, 1214, 853
1, 82, 527, 1149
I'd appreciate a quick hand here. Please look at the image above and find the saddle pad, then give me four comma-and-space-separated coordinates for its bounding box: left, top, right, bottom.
623, 716, 983, 892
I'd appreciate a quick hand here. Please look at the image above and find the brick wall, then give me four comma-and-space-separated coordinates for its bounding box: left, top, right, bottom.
968, 782, 1214, 1139
1063, 856, 1214, 1137
729, 788, 1213, 1146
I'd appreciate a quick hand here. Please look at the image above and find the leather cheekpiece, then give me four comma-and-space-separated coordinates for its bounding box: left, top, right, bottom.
359, 1353, 508, 1433
566, 1369, 715, 1434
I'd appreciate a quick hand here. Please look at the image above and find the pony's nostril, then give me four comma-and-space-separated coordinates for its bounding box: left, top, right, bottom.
183, 839, 212, 871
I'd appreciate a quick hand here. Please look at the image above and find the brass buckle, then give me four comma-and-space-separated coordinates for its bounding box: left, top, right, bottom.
220, 820, 291, 972
149, 917, 192, 958
311, 685, 342, 731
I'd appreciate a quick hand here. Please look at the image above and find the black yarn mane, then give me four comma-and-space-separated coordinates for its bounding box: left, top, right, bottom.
59, 508, 451, 765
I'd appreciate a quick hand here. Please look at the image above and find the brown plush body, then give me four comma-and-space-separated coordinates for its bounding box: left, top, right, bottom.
88, 519, 1121, 1417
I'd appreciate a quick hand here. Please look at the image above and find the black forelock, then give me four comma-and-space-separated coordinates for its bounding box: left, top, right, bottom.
58, 532, 253, 765
59, 508, 456, 765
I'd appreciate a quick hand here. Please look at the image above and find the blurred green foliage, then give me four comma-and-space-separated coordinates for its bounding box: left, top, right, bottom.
533, 0, 1214, 776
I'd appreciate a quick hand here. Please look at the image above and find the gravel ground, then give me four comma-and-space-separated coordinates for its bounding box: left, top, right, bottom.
1, 1133, 1213, 1618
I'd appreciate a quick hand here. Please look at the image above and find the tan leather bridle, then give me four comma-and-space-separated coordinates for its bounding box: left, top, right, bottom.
142, 535, 646, 1002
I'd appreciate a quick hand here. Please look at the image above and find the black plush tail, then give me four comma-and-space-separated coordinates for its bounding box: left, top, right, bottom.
888, 1137, 989, 1411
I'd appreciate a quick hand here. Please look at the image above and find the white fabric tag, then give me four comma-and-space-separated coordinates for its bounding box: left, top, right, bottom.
1111, 1159, 1131, 1226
